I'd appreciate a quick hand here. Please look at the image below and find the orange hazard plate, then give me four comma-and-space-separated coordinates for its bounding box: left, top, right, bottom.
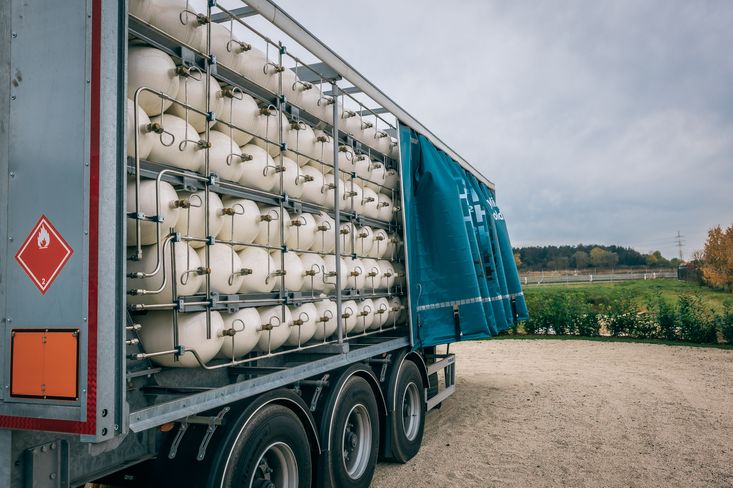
11, 330, 79, 400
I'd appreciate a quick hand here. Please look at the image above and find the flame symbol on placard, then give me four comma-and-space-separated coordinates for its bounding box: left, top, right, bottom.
37, 225, 50, 249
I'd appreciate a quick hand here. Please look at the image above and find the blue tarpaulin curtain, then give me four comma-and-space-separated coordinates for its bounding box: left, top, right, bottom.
399, 124, 528, 349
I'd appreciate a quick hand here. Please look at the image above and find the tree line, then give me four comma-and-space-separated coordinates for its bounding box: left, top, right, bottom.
513, 244, 678, 271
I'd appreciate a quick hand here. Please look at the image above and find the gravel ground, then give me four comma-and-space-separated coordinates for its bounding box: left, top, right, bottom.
372, 340, 733, 488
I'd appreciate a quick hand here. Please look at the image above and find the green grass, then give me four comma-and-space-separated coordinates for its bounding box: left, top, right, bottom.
494, 334, 733, 350
523, 279, 731, 312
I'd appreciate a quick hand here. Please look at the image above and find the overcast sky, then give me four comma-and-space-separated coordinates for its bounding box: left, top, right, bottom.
271, 0, 733, 259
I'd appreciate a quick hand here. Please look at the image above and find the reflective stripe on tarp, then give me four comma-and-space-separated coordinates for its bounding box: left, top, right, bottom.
400, 124, 528, 348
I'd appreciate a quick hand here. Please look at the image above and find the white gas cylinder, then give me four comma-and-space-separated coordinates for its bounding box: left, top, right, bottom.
361, 187, 380, 220
337, 145, 356, 174
287, 212, 317, 250
207, 130, 244, 182
282, 69, 315, 108
353, 299, 374, 333
147, 114, 204, 172
254, 110, 289, 157
217, 197, 260, 250
353, 155, 371, 181
366, 229, 389, 259
298, 253, 326, 292
342, 179, 363, 214
377, 193, 394, 222
127, 46, 180, 116
384, 234, 401, 259
127, 241, 202, 304
312, 299, 337, 340
393, 262, 406, 289
354, 226, 374, 257
376, 130, 392, 155
174, 190, 224, 248
339, 222, 355, 255
130, 0, 154, 21
299, 165, 326, 206
286, 303, 318, 346
138, 310, 224, 367
365, 161, 386, 191
274, 156, 304, 199
389, 137, 399, 160
371, 297, 391, 330
255, 206, 292, 246
345, 258, 365, 290
215, 90, 259, 146
167, 73, 223, 133
321, 174, 336, 210
237, 246, 276, 293
127, 99, 154, 160
239, 144, 278, 192
285, 122, 317, 164
341, 300, 359, 334
388, 297, 405, 324
219, 307, 261, 358
210, 23, 251, 73
237, 46, 270, 88
256, 306, 292, 353
322, 255, 347, 292
126, 179, 180, 246
270, 251, 305, 292
383, 168, 399, 191
197, 243, 242, 295
148, 0, 206, 52
361, 258, 381, 290
378, 259, 396, 289
311, 212, 336, 253
311, 129, 334, 165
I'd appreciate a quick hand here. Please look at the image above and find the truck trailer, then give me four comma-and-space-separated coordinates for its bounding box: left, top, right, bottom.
0, 1, 528, 486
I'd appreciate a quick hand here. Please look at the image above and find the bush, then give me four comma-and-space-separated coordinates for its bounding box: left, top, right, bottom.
719, 300, 733, 344
630, 311, 661, 339
654, 296, 679, 341
573, 310, 601, 337
677, 294, 718, 343
604, 292, 639, 337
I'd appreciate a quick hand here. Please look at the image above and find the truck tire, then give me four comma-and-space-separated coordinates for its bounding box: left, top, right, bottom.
218, 403, 312, 488
322, 376, 380, 488
390, 360, 425, 462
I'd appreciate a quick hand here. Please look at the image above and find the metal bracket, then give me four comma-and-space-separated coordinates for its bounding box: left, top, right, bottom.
196, 406, 231, 461
22, 441, 69, 488
167, 406, 230, 461
168, 422, 189, 459
366, 356, 392, 382
298, 374, 329, 412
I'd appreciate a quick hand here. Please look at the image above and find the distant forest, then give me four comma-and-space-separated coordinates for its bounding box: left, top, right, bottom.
513, 245, 679, 271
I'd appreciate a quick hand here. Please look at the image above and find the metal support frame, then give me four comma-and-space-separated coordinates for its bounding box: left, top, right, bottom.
426, 353, 456, 411
245, 0, 495, 190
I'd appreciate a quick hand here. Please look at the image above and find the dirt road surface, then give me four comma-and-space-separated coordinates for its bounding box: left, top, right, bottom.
372, 340, 733, 488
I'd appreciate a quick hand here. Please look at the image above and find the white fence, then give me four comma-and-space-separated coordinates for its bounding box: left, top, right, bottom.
521, 270, 678, 286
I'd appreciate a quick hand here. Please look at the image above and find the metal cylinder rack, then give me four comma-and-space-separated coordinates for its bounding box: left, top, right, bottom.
125, 1, 409, 373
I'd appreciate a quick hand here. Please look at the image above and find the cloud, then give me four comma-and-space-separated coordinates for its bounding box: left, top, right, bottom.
267, 0, 733, 258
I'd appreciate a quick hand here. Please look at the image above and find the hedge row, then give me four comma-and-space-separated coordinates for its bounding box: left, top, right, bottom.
519, 291, 733, 344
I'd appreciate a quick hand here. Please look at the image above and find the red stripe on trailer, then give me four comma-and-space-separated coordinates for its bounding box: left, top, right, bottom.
0, 0, 102, 435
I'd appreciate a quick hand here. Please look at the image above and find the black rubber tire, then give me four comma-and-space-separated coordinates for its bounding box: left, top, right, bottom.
219, 403, 312, 488
390, 360, 426, 462
323, 376, 380, 488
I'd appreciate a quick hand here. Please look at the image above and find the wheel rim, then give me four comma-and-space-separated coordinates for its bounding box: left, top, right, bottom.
341, 404, 372, 479
402, 381, 421, 441
249, 441, 299, 488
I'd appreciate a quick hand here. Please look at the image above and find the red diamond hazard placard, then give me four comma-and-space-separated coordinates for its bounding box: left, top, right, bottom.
15, 215, 74, 295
